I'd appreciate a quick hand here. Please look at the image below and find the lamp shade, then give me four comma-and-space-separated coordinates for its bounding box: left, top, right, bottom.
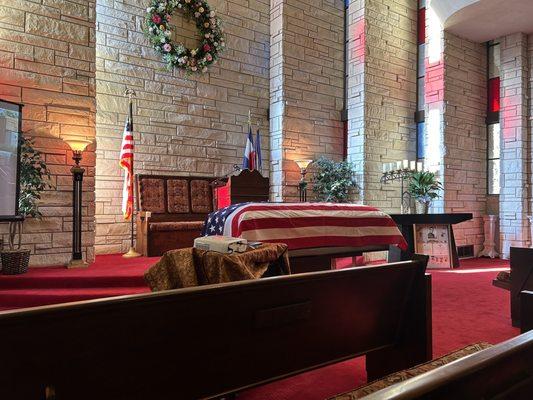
63, 136, 92, 152
295, 159, 313, 170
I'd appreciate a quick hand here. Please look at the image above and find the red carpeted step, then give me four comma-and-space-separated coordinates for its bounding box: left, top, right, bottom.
0, 254, 157, 289
0, 274, 148, 289
0, 287, 150, 309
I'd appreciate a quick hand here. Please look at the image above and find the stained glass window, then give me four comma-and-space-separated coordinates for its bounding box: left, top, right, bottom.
487, 41, 500, 195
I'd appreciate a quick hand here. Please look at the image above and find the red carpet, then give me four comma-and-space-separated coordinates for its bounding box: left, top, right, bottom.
0, 256, 519, 399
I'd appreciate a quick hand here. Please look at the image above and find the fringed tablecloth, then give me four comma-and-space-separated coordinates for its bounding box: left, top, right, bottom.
144, 243, 290, 291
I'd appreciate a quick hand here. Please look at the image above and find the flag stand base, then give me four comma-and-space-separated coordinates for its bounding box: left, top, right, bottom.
122, 246, 141, 258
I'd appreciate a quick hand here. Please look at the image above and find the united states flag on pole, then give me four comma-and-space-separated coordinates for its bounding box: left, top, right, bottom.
242, 126, 256, 170
119, 118, 134, 220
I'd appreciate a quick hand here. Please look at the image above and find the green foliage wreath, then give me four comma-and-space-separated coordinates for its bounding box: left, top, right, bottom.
145, 0, 225, 74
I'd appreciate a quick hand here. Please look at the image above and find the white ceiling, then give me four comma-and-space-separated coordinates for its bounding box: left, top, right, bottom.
434, 0, 533, 43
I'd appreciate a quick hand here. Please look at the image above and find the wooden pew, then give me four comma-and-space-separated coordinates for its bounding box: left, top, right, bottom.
492, 247, 533, 327
0, 257, 430, 400
358, 328, 533, 399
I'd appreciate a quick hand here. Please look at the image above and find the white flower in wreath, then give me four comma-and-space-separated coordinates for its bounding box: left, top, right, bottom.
147, 7, 153, 13
164, 30, 171, 37
198, 6, 204, 13
210, 10, 215, 17
202, 66, 208, 73
185, 0, 190, 3
160, 36, 167, 43
191, 66, 198, 72
178, 3, 182, 8
194, 11, 200, 17
204, 33, 210, 38
191, 48, 198, 56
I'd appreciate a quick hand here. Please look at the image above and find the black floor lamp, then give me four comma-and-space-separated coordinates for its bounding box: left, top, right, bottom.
63, 137, 91, 268
295, 159, 313, 202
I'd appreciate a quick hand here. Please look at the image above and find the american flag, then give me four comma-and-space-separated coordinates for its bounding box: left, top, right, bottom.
202, 202, 407, 251
119, 118, 134, 220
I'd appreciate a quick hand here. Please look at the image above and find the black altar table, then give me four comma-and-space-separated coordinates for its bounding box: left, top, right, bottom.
388, 213, 473, 268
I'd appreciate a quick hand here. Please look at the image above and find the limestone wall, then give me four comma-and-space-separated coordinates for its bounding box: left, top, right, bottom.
94, 0, 270, 253
347, 0, 417, 212
443, 32, 486, 254
269, 0, 345, 201
499, 33, 530, 258
0, 0, 96, 266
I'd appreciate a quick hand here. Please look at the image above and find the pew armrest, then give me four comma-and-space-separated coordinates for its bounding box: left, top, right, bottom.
520, 290, 533, 333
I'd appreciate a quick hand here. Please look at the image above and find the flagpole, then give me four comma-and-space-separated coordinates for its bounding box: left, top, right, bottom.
123, 88, 141, 258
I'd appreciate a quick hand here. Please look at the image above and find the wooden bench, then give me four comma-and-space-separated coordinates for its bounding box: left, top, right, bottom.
135, 174, 214, 256
0, 257, 430, 400
491, 247, 533, 328
333, 330, 533, 400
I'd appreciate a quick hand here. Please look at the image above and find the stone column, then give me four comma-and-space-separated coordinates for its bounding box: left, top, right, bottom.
499, 33, 530, 259
346, 0, 417, 212
269, 0, 345, 201
442, 32, 487, 254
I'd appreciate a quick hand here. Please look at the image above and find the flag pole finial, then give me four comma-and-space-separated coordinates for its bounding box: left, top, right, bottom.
124, 88, 136, 100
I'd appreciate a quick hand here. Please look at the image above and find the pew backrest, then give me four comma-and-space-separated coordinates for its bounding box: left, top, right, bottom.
0, 257, 430, 400
362, 330, 533, 400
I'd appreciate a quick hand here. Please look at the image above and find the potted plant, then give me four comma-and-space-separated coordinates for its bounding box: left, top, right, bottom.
1, 136, 52, 274
407, 171, 442, 214
311, 157, 359, 203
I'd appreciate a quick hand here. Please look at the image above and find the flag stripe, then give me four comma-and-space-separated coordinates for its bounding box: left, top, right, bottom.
119, 119, 134, 220
203, 202, 407, 251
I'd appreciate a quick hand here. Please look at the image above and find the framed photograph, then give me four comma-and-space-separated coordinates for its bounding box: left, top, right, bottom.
414, 223, 453, 269
0, 99, 23, 221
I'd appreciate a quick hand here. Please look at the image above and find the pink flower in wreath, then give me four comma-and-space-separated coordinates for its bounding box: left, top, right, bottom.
203, 44, 211, 52
163, 43, 172, 52
152, 14, 162, 24
205, 53, 212, 61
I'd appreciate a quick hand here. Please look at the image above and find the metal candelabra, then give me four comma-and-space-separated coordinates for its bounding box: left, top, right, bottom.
380, 168, 415, 214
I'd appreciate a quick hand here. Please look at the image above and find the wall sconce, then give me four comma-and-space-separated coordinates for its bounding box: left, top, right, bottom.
63, 136, 92, 268
295, 159, 313, 202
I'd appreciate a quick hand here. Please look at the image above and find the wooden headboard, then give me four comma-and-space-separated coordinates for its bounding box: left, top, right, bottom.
135, 174, 214, 217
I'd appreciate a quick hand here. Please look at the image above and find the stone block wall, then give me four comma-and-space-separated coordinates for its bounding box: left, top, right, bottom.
269, 0, 345, 201
499, 33, 530, 258
443, 32, 486, 254
0, 0, 96, 266
94, 0, 270, 253
347, 0, 417, 212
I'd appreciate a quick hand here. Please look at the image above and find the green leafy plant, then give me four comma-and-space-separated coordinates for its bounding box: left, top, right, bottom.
408, 171, 442, 205
7, 137, 52, 250
311, 157, 359, 203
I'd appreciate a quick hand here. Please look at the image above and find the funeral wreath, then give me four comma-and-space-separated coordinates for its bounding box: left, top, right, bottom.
145, 0, 225, 74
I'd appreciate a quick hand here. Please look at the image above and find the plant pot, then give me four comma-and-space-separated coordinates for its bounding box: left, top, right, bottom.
415, 201, 430, 214
0, 249, 30, 275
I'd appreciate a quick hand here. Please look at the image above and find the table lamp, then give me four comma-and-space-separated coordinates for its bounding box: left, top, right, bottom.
63, 136, 92, 268
295, 159, 313, 202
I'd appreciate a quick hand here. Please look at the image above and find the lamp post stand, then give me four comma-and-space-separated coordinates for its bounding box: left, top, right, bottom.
68, 150, 88, 268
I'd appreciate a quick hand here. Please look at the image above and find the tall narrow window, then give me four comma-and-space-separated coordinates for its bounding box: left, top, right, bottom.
416, 0, 426, 160
487, 41, 500, 195
342, 0, 349, 159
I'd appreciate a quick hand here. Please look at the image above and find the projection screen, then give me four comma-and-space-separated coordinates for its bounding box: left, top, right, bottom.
0, 100, 22, 220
